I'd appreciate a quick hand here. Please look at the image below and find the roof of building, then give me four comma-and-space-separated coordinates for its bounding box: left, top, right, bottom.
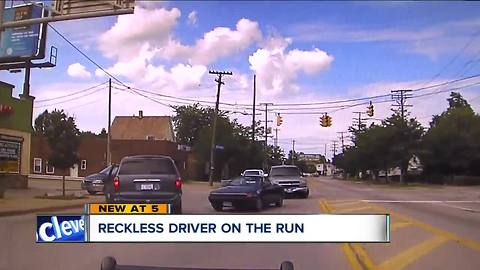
110, 115, 175, 141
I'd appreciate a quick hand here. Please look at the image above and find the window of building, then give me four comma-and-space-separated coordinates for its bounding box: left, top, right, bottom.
46, 162, 55, 174
146, 135, 155, 141
81, 160, 87, 170
33, 158, 42, 173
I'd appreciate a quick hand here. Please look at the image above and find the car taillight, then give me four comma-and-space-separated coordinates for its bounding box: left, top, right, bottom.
175, 178, 182, 189
113, 176, 119, 190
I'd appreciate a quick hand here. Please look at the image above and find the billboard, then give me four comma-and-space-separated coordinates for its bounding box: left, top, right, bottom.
0, 4, 48, 63
0, 140, 21, 174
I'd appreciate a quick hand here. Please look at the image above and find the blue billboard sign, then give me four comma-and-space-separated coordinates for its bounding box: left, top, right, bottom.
0, 4, 47, 63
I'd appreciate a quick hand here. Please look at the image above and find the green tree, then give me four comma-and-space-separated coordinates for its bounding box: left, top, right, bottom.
98, 128, 107, 138
172, 104, 216, 146
421, 92, 480, 179
34, 109, 50, 135
42, 109, 81, 197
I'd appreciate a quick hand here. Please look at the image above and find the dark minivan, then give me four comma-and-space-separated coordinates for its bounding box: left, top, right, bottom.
105, 155, 182, 214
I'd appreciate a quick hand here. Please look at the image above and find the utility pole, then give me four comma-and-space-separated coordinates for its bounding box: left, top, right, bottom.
391, 89, 413, 185
208, 70, 233, 186
259, 103, 273, 167
352, 111, 367, 131
273, 128, 279, 148
337, 131, 346, 152
324, 143, 327, 158
251, 74, 256, 143
331, 141, 337, 157
391, 90, 413, 122
107, 78, 112, 165
292, 139, 296, 165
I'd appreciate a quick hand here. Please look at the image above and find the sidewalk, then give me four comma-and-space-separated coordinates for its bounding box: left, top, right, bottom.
0, 179, 102, 217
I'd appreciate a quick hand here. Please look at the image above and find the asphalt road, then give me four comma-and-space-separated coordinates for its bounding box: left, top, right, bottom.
1, 177, 479, 270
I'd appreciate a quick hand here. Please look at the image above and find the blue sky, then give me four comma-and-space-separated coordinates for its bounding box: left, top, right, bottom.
2, 1, 480, 157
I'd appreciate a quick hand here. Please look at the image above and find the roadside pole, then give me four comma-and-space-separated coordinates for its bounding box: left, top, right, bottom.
208, 71, 232, 186
107, 78, 112, 165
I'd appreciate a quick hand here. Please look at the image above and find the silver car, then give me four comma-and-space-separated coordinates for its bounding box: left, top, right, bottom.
268, 165, 309, 198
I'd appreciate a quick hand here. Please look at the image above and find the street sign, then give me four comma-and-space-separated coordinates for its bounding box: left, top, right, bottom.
0, 4, 48, 63
215, 145, 225, 150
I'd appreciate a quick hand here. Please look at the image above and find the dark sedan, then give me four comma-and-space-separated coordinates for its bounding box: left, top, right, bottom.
81, 164, 118, 194
208, 176, 285, 211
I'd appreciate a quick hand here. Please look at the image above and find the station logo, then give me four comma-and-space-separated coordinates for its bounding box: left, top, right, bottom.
36, 215, 85, 242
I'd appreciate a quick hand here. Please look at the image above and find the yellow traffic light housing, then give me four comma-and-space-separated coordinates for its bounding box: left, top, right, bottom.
326, 115, 332, 127
276, 113, 283, 126
320, 113, 332, 127
367, 101, 374, 117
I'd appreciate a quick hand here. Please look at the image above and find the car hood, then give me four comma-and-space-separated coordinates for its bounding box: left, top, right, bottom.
84, 173, 106, 182
269, 176, 302, 181
210, 185, 258, 194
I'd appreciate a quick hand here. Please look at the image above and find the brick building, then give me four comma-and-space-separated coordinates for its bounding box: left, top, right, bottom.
29, 112, 189, 178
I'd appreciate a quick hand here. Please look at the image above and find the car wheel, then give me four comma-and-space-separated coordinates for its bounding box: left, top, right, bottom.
255, 198, 263, 211
275, 197, 284, 207
172, 200, 182, 214
301, 190, 309, 199
87, 190, 97, 195
211, 203, 223, 211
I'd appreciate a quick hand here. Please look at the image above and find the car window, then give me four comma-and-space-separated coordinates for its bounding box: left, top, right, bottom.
229, 176, 262, 186
119, 159, 176, 175
244, 170, 260, 176
99, 166, 112, 174
270, 167, 300, 176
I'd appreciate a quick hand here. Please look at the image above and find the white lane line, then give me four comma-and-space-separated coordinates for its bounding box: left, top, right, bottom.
439, 203, 480, 213
361, 200, 480, 203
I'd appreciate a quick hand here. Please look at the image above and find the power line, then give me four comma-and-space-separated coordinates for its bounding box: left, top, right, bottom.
34, 81, 108, 103
34, 86, 107, 108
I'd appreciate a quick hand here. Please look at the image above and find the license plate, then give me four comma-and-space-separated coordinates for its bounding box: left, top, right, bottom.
223, 201, 233, 207
285, 188, 294, 193
140, 184, 154, 190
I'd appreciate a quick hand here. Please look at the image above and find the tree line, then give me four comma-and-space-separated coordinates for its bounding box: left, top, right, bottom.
333, 92, 480, 184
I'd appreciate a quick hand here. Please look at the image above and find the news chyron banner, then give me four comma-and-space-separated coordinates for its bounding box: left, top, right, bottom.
37, 204, 390, 243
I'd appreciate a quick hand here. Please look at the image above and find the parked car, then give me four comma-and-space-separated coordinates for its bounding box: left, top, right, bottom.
268, 165, 309, 198
208, 175, 285, 211
81, 164, 118, 195
241, 169, 265, 177
105, 155, 182, 214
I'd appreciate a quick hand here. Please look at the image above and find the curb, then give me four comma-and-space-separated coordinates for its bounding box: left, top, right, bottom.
0, 201, 94, 218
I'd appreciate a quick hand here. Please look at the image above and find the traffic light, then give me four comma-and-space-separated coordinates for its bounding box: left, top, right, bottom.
320, 114, 332, 127
367, 101, 374, 117
276, 113, 283, 126
325, 115, 332, 127
319, 115, 326, 127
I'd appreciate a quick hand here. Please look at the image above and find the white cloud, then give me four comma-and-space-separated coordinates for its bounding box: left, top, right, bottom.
98, 7, 181, 61
95, 68, 106, 78
160, 18, 262, 65
187, 11, 197, 25
248, 36, 334, 96
67, 63, 91, 79
289, 18, 480, 59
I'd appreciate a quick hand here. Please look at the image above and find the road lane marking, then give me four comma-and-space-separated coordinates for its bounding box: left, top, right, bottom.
320, 199, 377, 270
378, 236, 449, 270
342, 244, 364, 270
439, 203, 480, 213
339, 206, 374, 213
361, 200, 480, 203
351, 243, 377, 270
367, 204, 480, 253
389, 222, 411, 232
330, 201, 363, 208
